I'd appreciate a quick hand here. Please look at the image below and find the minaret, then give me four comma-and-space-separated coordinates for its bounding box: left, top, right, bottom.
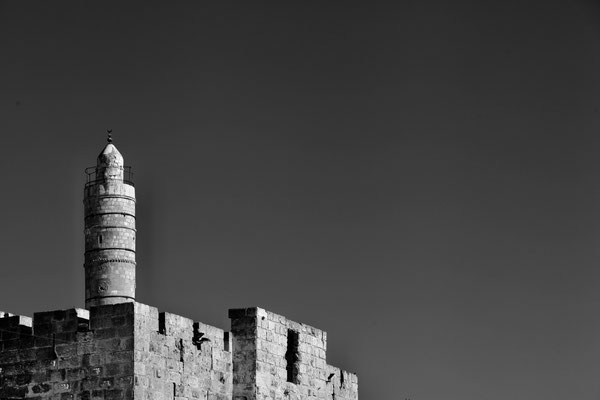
83, 134, 136, 308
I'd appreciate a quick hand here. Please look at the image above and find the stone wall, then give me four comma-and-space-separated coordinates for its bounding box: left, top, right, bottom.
0, 304, 135, 400
324, 366, 358, 400
228, 308, 358, 400
132, 304, 232, 400
0, 305, 356, 400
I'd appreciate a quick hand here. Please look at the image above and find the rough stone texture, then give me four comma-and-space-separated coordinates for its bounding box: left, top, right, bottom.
0, 305, 357, 400
132, 303, 232, 400
229, 308, 358, 400
0, 304, 134, 400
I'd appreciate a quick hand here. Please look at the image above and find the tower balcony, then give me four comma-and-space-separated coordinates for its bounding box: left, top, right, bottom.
84, 165, 135, 187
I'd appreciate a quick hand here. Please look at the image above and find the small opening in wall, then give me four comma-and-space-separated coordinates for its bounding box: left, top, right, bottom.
98, 235, 103, 245
179, 338, 184, 362
286, 329, 300, 384
340, 371, 344, 388
223, 332, 230, 352
158, 313, 166, 335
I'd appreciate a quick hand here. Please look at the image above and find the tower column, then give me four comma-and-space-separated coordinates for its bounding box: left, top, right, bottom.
83, 139, 136, 309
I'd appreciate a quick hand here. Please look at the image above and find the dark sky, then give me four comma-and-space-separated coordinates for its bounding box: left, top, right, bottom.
2, 1, 600, 399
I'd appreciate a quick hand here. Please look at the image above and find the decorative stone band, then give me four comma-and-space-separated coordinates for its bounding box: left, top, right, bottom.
87, 258, 137, 266
84, 212, 136, 219
84, 248, 136, 255
85, 194, 136, 202
85, 225, 137, 232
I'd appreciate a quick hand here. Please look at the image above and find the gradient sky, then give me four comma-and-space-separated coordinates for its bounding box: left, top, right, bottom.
1, 1, 600, 399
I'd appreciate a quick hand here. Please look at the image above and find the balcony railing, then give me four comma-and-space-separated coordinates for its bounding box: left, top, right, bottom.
85, 166, 134, 187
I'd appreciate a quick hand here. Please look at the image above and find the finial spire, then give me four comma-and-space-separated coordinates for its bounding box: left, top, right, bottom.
107, 129, 113, 143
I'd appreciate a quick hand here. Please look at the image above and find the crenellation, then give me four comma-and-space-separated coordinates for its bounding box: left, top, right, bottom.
0, 304, 353, 400
122, 303, 234, 400
0, 315, 34, 352
0, 314, 32, 329
0, 303, 137, 400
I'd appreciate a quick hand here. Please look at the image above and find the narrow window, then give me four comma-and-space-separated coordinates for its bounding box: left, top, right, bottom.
98, 235, 103, 245
223, 332, 230, 352
158, 312, 166, 335
285, 329, 299, 384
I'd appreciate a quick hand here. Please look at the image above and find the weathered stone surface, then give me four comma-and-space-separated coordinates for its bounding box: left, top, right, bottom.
0, 305, 357, 400
0, 304, 134, 400
229, 308, 357, 400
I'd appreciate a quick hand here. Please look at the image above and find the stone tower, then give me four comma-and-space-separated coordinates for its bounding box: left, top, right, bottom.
83, 137, 136, 308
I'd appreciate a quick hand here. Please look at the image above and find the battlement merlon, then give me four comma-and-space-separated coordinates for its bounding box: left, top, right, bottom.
0, 313, 33, 345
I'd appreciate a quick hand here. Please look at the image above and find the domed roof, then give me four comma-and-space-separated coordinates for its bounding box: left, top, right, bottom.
97, 143, 124, 168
